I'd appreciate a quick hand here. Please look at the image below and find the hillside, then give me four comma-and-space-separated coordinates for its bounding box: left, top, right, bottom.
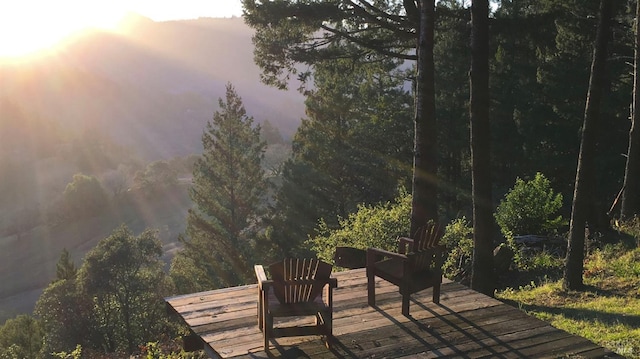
0, 15, 303, 322
0, 15, 304, 160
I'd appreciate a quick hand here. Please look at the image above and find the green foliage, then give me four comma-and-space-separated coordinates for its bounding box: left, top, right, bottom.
441, 217, 474, 281
308, 189, 411, 263
494, 172, 565, 237
52, 344, 82, 359
440, 216, 562, 280
55, 248, 77, 281
267, 56, 413, 256
169, 254, 211, 295
434, 1, 472, 218
0, 314, 43, 359
36, 225, 175, 354
585, 244, 640, 280
35, 279, 91, 356
243, 0, 415, 90
78, 225, 171, 353
62, 173, 108, 219
613, 217, 640, 247
133, 160, 179, 194
516, 249, 565, 272
173, 83, 268, 291
139, 341, 205, 359
260, 119, 285, 145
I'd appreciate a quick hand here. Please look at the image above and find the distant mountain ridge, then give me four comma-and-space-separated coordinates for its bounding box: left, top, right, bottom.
0, 16, 304, 160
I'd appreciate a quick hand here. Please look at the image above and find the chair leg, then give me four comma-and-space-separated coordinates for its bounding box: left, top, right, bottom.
433, 282, 441, 304
264, 313, 272, 351
367, 270, 376, 307
401, 294, 410, 316
318, 310, 333, 349
257, 290, 264, 331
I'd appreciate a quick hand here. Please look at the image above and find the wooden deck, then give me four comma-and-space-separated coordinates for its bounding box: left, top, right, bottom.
165, 268, 623, 358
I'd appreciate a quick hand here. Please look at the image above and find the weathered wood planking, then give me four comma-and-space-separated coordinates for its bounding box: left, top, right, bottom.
166, 268, 623, 359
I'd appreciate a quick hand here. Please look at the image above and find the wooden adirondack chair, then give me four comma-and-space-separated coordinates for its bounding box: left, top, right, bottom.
366, 222, 445, 316
254, 258, 337, 351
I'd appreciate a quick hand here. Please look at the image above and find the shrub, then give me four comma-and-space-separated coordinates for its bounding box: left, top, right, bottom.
307, 189, 411, 263
494, 172, 565, 237
612, 217, 640, 248
62, 173, 108, 219
441, 217, 474, 281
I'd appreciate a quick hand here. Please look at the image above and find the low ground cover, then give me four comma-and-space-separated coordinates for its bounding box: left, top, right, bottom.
497, 243, 640, 358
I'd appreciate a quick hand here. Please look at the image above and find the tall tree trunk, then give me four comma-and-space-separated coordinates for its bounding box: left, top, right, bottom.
469, 0, 494, 296
621, 0, 640, 220
410, 0, 438, 236
564, 0, 612, 291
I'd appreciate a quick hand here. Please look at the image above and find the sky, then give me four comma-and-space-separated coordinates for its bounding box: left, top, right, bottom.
0, 0, 244, 57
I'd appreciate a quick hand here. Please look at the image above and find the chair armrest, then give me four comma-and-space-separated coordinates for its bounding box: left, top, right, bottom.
366, 247, 408, 264
328, 277, 338, 288
278, 278, 335, 286
254, 265, 273, 291
398, 237, 414, 254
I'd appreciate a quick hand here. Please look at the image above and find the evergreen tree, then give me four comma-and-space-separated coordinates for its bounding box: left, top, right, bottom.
530, 0, 631, 225
434, 0, 472, 218
266, 57, 413, 257
564, 0, 613, 291
173, 83, 267, 290
243, 0, 441, 233
411, 0, 439, 234
490, 0, 558, 191
621, 0, 640, 219
469, 0, 495, 296
55, 248, 77, 281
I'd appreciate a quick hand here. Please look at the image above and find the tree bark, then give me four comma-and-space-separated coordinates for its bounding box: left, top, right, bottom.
564, 0, 612, 291
410, 0, 438, 236
621, 0, 640, 220
469, 0, 494, 296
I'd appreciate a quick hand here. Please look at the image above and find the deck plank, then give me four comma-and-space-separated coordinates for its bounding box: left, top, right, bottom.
165, 268, 623, 359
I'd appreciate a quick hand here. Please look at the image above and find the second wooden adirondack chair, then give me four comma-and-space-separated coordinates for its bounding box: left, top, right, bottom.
254, 258, 337, 351
366, 222, 445, 316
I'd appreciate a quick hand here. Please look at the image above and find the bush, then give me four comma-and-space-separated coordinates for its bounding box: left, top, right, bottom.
441, 217, 474, 281
62, 173, 108, 219
308, 189, 411, 263
494, 172, 565, 237
612, 217, 640, 248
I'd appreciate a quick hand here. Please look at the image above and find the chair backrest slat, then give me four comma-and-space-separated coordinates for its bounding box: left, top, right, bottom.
410, 223, 444, 271
412, 222, 443, 252
270, 258, 331, 304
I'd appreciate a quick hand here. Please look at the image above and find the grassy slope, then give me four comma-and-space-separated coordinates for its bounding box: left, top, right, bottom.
0, 185, 192, 323
497, 245, 640, 358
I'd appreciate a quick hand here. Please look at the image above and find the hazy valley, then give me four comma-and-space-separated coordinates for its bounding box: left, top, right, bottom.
0, 15, 304, 321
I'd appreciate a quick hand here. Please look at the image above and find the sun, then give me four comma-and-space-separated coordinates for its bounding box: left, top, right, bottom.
0, 1, 245, 59
0, 1, 123, 58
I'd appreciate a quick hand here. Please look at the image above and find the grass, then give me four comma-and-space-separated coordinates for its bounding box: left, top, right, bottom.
497, 243, 640, 358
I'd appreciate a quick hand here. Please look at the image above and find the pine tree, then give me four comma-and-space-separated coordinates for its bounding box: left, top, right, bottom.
469, 0, 495, 296
173, 83, 267, 291
55, 248, 77, 281
564, 0, 613, 291
621, 0, 640, 219
265, 57, 413, 257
